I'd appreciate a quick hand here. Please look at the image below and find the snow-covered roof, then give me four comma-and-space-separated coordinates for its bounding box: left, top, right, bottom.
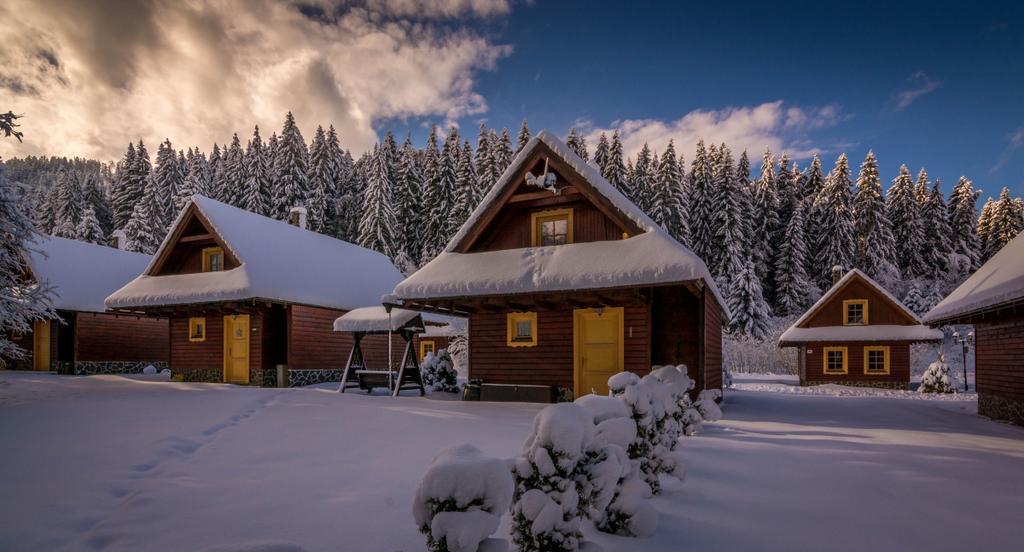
419, 315, 468, 337
333, 307, 422, 333
779, 324, 943, 344
790, 268, 922, 329
390, 130, 729, 318
27, 235, 152, 313
924, 232, 1024, 324
107, 195, 405, 311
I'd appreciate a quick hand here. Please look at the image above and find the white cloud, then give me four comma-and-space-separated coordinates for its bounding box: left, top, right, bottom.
894, 71, 942, 111
0, 0, 512, 161
990, 127, 1024, 173
581, 101, 845, 163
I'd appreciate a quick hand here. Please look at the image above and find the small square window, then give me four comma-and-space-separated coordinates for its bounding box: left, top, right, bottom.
531, 209, 573, 247
189, 317, 206, 342
843, 300, 868, 326
864, 346, 890, 375
507, 312, 538, 347
823, 347, 847, 374
202, 247, 224, 272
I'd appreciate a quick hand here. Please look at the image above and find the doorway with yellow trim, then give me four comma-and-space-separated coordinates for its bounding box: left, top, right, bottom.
223, 314, 250, 384
573, 307, 624, 397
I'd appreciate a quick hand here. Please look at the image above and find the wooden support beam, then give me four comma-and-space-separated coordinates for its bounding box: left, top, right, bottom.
178, 233, 215, 243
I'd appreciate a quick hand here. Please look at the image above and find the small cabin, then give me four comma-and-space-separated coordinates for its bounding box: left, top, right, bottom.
417, 316, 466, 361
779, 269, 942, 389
386, 130, 729, 402
924, 232, 1024, 425
106, 195, 404, 387
1, 236, 169, 374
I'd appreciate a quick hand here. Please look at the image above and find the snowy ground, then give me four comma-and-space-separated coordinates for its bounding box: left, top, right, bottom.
1, 371, 1022, 551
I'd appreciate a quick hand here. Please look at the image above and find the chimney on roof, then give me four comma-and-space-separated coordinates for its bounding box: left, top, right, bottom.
832, 265, 844, 286
111, 229, 127, 250
288, 206, 308, 230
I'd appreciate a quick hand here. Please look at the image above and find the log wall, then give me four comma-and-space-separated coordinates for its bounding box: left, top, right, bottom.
802, 341, 911, 386
802, 278, 916, 328
75, 312, 169, 362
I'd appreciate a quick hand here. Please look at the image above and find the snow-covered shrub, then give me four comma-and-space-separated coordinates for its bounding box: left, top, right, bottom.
920, 353, 956, 394
511, 403, 595, 552
421, 349, 459, 393
647, 365, 692, 480
142, 365, 157, 375
723, 364, 734, 389
695, 389, 723, 422
413, 444, 514, 552
607, 372, 658, 492
723, 316, 798, 375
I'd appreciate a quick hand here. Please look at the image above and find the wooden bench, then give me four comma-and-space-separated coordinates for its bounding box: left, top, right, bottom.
355, 370, 396, 393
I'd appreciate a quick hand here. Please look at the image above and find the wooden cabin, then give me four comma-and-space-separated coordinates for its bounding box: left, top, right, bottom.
417, 316, 466, 361
1, 236, 169, 374
924, 233, 1024, 425
385, 130, 729, 402
779, 268, 943, 389
106, 195, 404, 387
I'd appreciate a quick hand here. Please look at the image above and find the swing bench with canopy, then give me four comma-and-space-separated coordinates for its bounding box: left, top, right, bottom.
333, 306, 426, 396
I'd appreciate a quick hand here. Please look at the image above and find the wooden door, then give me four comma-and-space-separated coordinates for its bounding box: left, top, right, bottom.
33, 320, 51, 371
574, 307, 624, 397
223, 315, 250, 384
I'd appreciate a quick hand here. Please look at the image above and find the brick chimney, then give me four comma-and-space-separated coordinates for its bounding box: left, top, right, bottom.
831, 265, 844, 286
288, 206, 308, 230
111, 229, 127, 250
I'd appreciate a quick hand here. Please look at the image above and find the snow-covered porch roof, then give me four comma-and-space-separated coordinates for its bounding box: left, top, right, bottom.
924, 232, 1024, 324
333, 306, 424, 334
779, 324, 943, 345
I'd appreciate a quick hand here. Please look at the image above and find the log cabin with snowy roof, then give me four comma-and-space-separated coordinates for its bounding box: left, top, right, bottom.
924, 232, 1024, 425
105, 196, 405, 387
779, 268, 943, 389
384, 130, 729, 402
1, 235, 169, 375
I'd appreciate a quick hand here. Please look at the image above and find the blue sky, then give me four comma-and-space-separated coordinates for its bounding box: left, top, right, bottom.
386, 1, 1024, 198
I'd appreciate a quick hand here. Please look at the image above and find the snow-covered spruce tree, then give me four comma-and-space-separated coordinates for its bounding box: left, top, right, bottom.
607, 371, 659, 494
32, 183, 56, 235
152, 139, 182, 227
272, 112, 309, 219
750, 149, 780, 299
775, 153, 796, 234
901, 284, 929, 317
812, 154, 855, 290
110, 142, 140, 229
603, 130, 627, 195
667, 151, 690, 246
494, 128, 514, 176
921, 179, 954, 278
516, 119, 531, 154
593, 133, 609, 175
649, 140, 681, 231
774, 201, 813, 316
395, 135, 425, 262
450, 139, 478, 231
688, 139, 716, 263
75, 205, 105, 245
0, 170, 57, 360
888, 165, 927, 279
802, 155, 827, 276
565, 128, 588, 162
242, 126, 271, 216
413, 444, 514, 552
222, 134, 247, 208
427, 127, 460, 258
81, 172, 112, 236
985, 187, 1024, 259
52, 169, 83, 238
947, 176, 981, 272
630, 143, 654, 212
474, 124, 495, 197
511, 403, 595, 552
357, 144, 398, 258
852, 151, 899, 284
727, 259, 771, 339
418, 127, 443, 260
710, 144, 745, 285
329, 127, 359, 242
207, 143, 225, 202
122, 176, 163, 254
306, 125, 334, 234
977, 197, 995, 260
920, 352, 956, 394
421, 349, 458, 393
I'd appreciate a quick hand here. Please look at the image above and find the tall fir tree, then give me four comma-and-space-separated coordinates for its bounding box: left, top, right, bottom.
921, 179, 954, 278
727, 260, 771, 339
75, 204, 105, 245
221, 134, 246, 208
986, 187, 1024, 258
888, 164, 927, 278
565, 128, 588, 161
813, 154, 856, 290
750, 149, 779, 300
357, 145, 398, 258
123, 175, 163, 254
395, 135, 425, 263
852, 151, 899, 283
494, 128, 514, 176
81, 173, 112, 236
475, 124, 496, 196
152, 139, 182, 228
593, 133, 609, 174
667, 151, 690, 246
947, 176, 981, 274
650, 140, 681, 230
110, 142, 138, 230
773, 201, 813, 316
602, 131, 627, 194
451, 139, 478, 231
710, 144, 745, 286
207, 143, 225, 201
516, 119, 531, 153
306, 125, 334, 234
52, 169, 82, 238
977, 197, 995, 259
32, 183, 56, 235
272, 112, 309, 218
181, 149, 211, 205
242, 126, 271, 216
630, 143, 654, 212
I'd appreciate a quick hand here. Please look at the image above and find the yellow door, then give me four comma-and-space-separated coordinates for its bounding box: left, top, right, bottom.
33, 320, 51, 371
223, 315, 250, 384
573, 307, 624, 397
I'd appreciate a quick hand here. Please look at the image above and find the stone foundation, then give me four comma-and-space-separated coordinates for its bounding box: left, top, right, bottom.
176, 367, 223, 383
802, 380, 909, 390
979, 393, 1024, 426
73, 361, 169, 375
288, 368, 343, 387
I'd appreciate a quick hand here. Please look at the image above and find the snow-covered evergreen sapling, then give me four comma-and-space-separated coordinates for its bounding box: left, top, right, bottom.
607, 371, 661, 494
413, 444, 514, 552
920, 352, 956, 394
421, 349, 459, 393
695, 389, 723, 422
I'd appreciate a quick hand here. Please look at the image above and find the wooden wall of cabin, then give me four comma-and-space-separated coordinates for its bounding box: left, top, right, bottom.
416, 336, 450, 360
703, 291, 724, 393
170, 315, 226, 382
287, 305, 392, 371
650, 286, 702, 382
468, 304, 650, 391
75, 313, 169, 363
802, 341, 911, 387
468, 195, 625, 253
801, 279, 915, 327
973, 313, 1024, 419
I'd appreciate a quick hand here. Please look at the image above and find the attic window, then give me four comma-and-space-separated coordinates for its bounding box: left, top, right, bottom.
843, 299, 868, 326
531, 208, 573, 247
202, 247, 224, 272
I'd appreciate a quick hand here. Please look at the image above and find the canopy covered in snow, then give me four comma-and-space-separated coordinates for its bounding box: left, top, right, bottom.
924, 232, 1024, 324
26, 235, 152, 313
332, 307, 422, 333
779, 268, 941, 345
106, 195, 405, 311
388, 130, 729, 318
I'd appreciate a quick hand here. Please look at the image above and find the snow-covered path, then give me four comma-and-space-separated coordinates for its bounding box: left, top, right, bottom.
1, 372, 1021, 551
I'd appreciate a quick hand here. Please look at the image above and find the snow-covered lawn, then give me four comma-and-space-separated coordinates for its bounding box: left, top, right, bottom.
2, 371, 1022, 551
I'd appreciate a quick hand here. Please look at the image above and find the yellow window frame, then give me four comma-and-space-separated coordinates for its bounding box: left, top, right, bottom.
188, 317, 206, 342
863, 346, 891, 375
202, 246, 225, 272
420, 340, 436, 360
530, 208, 574, 247
822, 346, 848, 374
507, 312, 538, 348
842, 299, 869, 326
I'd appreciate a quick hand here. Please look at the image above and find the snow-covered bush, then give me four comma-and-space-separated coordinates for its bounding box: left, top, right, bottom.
647, 365, 692, 480
723, 316, 798, 374
920, 353, 956, 394
607, 372, 658, 493
695, 389, 723, 422
413, 444, 514, 552
421, 349, 459, 393
511, 403, 595, 552
723, 364, 734, 389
